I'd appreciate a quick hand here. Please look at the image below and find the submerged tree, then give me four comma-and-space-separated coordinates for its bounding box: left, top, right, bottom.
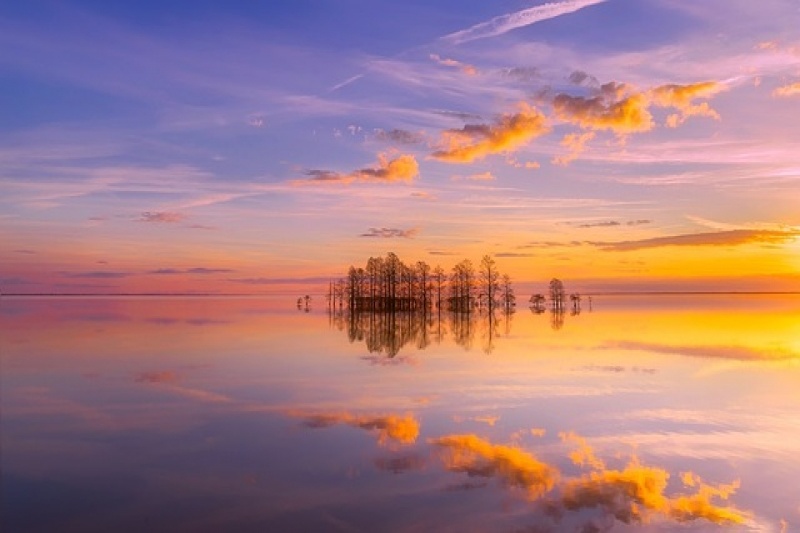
479, 255, 500, 314
329, 252, 514, 317
501, 274, 515, 312
549, 278, 566, 310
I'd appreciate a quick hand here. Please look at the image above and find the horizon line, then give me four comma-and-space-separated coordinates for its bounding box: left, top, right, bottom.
2, 291, 799, 298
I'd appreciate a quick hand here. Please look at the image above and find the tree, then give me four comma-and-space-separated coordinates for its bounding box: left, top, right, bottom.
449, 259, 475, 312
549, 278, 565, 310
501, 274, 515, 312
416, 261, 431, 310
479, 255, 500, 314
432, 265, 446, 310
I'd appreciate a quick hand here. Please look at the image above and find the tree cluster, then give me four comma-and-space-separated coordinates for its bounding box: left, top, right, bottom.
328, 253, 515, 314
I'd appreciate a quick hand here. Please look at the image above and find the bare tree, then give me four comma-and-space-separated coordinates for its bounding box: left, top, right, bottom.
501, 273, 515, 312
479, 255, 500, 314
549, 278, 565, 310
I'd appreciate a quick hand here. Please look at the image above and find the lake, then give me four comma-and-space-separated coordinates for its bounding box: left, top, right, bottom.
2, 295, 799, 532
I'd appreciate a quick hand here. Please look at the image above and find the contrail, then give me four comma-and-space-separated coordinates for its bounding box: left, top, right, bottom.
443, 0, 608, 44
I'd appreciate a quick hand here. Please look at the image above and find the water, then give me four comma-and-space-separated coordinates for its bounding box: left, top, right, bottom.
2, 295, 799, 532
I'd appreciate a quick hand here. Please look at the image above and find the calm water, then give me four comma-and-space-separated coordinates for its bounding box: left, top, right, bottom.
2, 295, 799, 532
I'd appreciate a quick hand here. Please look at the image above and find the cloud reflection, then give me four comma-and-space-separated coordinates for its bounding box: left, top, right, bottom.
430, 432, 749, 528
291, 411, 420, 446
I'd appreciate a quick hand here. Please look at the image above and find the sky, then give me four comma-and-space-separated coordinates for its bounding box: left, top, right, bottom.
2, 0, 800, 295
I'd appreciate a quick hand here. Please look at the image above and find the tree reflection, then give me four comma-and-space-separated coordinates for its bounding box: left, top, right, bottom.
328, 307, 515, 357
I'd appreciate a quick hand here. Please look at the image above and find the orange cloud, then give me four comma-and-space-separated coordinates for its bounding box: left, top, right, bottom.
559, 431, 605, 470
597, 229, 798, 251
650, 81, 725, 127
430, 433, 559, 499
429, 53, 478, 76
773, 82, 800, 97
552, 83, 653, 134
560, 458, 748, 525
431, 103, 549, 163
553, 80, 725, 133
429, 432, 749, 527
293, 411, 420, 445
298, 153, 419, 185
552, 131, 595, 166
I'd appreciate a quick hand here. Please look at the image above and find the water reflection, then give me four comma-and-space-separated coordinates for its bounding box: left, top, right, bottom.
327, 307, 518, 355
2, 295, 800, 532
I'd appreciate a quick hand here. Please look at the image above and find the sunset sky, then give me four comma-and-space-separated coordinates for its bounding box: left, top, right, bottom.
2, 0, 800, 295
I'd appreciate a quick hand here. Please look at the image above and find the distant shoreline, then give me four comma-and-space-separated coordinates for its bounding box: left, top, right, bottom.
2, 291, 799, 298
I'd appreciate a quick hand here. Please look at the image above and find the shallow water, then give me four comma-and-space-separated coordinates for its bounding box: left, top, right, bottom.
2, 295, 799, 532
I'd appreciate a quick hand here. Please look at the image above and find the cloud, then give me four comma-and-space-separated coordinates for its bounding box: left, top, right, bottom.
442, 0, 607, 44
431, 103, 549, 163
559, 458, 748, 525
495, 252, 535, 258
568, 70, 598, 86
137, 211, 186, 223
596, 229, 798, 251
298, 153, 420, 185
552, 83, 653, 134
410, 191, 437, 200
502, 67, 539, 82
149, 267, 234, 275
650, 81, 725, 127
136, 371, 180, 384
226, 276, 331, 285
373, 128, 426, 145
432, 109, 483, 121
60, 271, 132, 279
430, 434, 559, 499
291, 411, 420, 445
553, 80, 724, 134
373, 454, 427, 474
552, 131, 595, 166
605, 340, 800, 361
429, 53, 478, 75
773, 82, 800, 97
428, 432, 748, 527
360, 227, 419, 239
577, 220, 621, 228
14, 249, 37, 254
451, 171, 496, 181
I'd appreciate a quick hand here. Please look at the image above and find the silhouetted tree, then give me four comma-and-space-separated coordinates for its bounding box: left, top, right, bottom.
549, 278, 565, 310
432, 265, 446, 310
449, 259, 475, 312
501, 273, 515, 312
479, 255, 500, 314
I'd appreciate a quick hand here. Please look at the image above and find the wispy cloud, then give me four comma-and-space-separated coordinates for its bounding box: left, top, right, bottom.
137, 211, 186, 223
290, 411, 420, 446
60, 271, 132, 279
451, 171, 496, 181
226, 276, 332, 285
360, 227, 419, 238
773, 81, 800, 97
605, 340, 800, 361
148, 267, 235, 275
429, 54, 478, 76
597, 229, 798, 251
442, 0, 607, 44
373, 128, 426, 145
296, 153, 420, 185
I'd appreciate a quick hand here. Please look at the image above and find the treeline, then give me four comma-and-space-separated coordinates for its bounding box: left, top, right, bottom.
327, 253, 515, 314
